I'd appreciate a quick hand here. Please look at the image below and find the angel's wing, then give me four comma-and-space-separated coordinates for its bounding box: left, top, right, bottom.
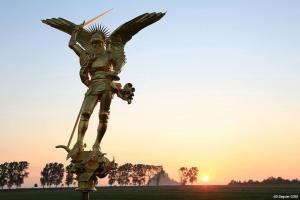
110, 12, 165, 74
41, 18, 92, 50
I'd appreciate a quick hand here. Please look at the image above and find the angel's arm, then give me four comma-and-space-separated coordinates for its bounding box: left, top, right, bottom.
69, 28, 84, 56
79, 66, 90, 87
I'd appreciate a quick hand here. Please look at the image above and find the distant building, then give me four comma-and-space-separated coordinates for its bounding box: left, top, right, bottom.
148, 170, 179, 186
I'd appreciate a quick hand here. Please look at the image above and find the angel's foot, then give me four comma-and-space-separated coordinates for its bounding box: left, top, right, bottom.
67, 142, 83, 160
92, 143, 101, 154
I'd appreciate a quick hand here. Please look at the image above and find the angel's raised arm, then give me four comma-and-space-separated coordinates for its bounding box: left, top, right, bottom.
69, 26, 85, 56
42, 18, 92, 56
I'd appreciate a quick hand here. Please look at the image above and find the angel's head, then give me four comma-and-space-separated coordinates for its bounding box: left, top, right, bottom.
90, 32, 105, 48
88, 24, 109, 51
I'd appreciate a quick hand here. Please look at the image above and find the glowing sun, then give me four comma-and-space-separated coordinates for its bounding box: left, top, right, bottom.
202, 175, 209, 182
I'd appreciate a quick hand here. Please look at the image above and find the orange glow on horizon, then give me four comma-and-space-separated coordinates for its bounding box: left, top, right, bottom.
202, 175, 209, 182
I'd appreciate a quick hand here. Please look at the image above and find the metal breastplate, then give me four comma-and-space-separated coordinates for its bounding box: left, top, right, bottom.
90, 53, 110, 71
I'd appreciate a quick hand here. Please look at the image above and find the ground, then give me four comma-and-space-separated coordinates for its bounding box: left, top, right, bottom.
0, 185, 299, 200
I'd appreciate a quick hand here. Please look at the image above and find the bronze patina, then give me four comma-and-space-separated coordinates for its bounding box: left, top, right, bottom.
42, 10, 165, 198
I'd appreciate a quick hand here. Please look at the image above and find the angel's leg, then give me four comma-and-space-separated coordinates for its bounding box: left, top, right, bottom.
68, 95, 98, 159
77, 94, 99, 144
93, 91, 112, 151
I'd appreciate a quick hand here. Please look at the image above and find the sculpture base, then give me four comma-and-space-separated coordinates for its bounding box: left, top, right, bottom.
56, 145, 115, 192
75, 178, 97, 191
72, 150, 114, 191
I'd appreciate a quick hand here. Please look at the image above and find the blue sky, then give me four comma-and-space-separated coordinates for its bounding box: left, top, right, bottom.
0, 0, 300, 186
1, 0, 299, 98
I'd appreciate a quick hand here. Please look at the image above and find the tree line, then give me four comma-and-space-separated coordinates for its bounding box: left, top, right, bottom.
0, 162, 29, 189
108, 163, 163, 186
229, 177, 300, 185
0, 161, 200, 189
39, 162, 164, 188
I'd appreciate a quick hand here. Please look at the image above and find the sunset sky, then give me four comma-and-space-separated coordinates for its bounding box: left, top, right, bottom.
0, 0, 300, 187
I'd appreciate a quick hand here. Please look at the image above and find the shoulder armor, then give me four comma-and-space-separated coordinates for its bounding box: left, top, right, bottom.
80, 52, 96, 68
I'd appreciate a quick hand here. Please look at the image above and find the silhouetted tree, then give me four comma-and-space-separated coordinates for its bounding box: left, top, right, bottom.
65, 163, 74, 187
108, 163, 118, 186
7, 162, 18, 189
0, 163, 9, 189
117, 163, 133, 186
228, 180, 238, 185
49, 163, 64, 187
15, 161, 29, 188
178, 167, 188, 185
188, 167, 199, 185
132, 164, 148, 186
40, 162, 64, 188
40, 164, 50, 188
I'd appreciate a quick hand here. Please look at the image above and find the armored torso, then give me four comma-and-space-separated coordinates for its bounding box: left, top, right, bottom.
80, 50, 116, 96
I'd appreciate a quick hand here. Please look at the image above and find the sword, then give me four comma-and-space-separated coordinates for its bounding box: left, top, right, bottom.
83, 8, 113, 27
67, 100, 85, 149
56, 99, 84, 153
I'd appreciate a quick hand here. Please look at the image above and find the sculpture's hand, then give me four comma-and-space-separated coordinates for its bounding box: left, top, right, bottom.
83, 80, 91, 87
118, 83, 135, 104
74, 21, 85, 32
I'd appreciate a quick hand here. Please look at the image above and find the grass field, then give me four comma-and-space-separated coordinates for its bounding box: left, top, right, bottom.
0, 185, 299, 200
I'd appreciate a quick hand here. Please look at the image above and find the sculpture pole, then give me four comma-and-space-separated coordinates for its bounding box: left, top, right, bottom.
82, 191, 90, 200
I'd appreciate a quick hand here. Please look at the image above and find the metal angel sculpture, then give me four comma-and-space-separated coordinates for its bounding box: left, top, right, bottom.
42, 11, 165, 160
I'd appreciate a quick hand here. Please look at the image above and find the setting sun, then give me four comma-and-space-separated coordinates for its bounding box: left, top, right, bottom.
202, 175, 209, 182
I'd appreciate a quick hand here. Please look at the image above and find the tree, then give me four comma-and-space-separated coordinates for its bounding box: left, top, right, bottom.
49, 163, 64, 187
228, 180, 238, 185
131, 164, 148, 186
40, 164, 50, 188
188, 167, 199, 185
7, 162, 18, 189
40, 162, 64, 188
65, 163, 74, 187
117, 163, 133, 186
0, 163, 8, 189
178, 167, 188, 185
15, 161, 29, 188
108, 163, 118, 186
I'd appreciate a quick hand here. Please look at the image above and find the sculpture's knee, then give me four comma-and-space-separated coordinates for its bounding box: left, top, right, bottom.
99, 111, 109, 123
81, 112, 91, 121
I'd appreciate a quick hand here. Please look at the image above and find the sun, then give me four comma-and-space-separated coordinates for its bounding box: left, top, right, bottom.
202, 175, 209, 182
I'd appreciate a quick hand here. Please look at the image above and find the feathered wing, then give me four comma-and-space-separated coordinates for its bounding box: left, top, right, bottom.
41, 18, 92, 50
110, 12, 165, 74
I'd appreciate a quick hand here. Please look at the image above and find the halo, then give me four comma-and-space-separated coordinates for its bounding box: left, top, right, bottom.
87, 24, 110, 39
